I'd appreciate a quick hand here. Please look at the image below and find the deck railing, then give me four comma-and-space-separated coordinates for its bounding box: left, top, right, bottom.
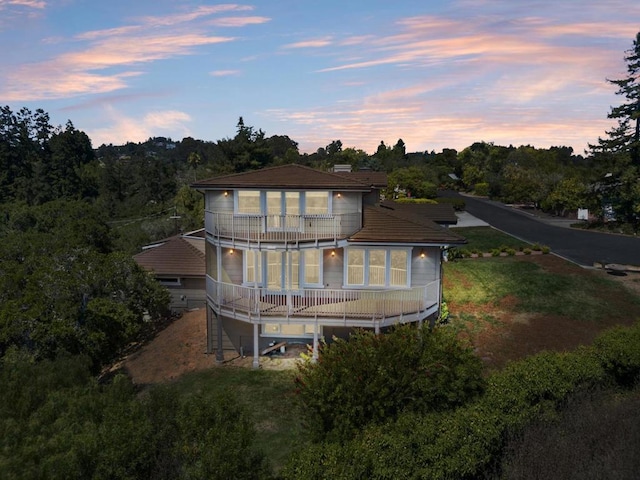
205, 211, 361, 244
206, 276, 439, 323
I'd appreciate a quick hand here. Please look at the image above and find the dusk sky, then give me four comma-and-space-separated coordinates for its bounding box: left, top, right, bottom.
1, 1, 638, 154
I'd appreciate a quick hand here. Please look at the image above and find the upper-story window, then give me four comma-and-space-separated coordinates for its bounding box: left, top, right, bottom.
237, 190, 261, 214
235, 190, 330, 215
345, 248, 409, 287
305, 191, 329, 215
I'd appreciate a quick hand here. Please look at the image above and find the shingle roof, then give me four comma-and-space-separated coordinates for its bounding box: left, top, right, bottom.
192, 164, 373, 190
134, 234, 205, 277
380, 200, 458, 225
349, 204, 467, 245
336, 170, 388, 188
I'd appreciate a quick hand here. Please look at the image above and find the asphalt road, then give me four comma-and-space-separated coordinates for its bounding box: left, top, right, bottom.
455, 194, 640, 268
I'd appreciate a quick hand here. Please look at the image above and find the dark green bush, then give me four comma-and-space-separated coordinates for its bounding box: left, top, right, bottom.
594, 323, 640, 387
294, 324, 485, 442
474, 182, 490, 196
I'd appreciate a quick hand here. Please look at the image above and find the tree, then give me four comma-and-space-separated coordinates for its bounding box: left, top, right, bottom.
294, 325, 484, 442
590, 32, 640, 166
589, 32, 640, 227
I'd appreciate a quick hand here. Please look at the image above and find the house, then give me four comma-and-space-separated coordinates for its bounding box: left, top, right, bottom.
192, 164, 466, 367
134, 229, 206, 312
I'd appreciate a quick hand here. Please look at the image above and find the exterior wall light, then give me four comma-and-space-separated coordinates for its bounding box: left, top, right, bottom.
229, 248, 234, 254
224, 191, 228, 196
337, 192, 341, 198
420, 249, 426, 258
331, 249, 336, 257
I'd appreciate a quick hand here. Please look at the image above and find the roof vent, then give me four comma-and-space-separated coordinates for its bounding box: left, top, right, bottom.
332, 164, 352, 173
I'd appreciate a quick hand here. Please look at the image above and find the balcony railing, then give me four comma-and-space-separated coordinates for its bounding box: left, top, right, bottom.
206, 276, 439, 324
205, 211, 361, 244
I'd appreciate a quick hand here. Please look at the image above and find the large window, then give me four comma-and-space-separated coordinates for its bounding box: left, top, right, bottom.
236, 191, 330, 216
346, 248, 409, 287
305, 191, 329, 215
246, 249, 322, 289
246, 251, 262, 284
237, 190, 261, 214
347, 249, 365, 285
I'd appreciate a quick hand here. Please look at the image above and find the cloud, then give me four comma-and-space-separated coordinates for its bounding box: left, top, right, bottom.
283, 37, 334, 49
210, 70, 241, 77
0, 0, 46, 8
210, 16, 270, 27
88, 107, 192, 146
0, 4, 259, 101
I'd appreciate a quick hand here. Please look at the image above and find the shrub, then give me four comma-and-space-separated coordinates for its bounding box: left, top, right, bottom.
474, 182, 490, 196
541, 245, 551, 254
491, 249, 501, 257
506, 248, 516, 256
523, 248, 532, 255
284, 348, 614, 479
294, 324, 485, 442
594, 323, 640, 387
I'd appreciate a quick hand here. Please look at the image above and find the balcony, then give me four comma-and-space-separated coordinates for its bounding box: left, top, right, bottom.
205, 211, 361, 245
206, 276, 440, 327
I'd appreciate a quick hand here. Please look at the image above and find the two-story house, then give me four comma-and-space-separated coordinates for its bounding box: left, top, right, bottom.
193, 164, 465, 367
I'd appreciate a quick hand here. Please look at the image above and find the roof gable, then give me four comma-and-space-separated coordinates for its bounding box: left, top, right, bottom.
134, 235, 205, 277
192, 164, 374, 190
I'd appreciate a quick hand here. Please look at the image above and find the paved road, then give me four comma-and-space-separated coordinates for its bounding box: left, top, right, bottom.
454, 194, 640, 268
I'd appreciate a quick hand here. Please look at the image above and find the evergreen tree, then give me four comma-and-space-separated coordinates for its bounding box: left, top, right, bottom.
590, 32, 640, 166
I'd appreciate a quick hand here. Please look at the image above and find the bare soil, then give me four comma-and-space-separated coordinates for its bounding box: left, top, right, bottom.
122, 255, 640, 384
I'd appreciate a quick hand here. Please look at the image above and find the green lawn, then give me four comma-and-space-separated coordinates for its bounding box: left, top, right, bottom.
453, 226, 531, 252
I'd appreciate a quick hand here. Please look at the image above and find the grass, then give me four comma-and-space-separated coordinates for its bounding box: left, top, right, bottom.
169, 367, 306, 472
453, 226, 531, 252
444, 257, 640, 322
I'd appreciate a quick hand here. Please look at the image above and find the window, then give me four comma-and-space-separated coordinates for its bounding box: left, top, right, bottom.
346, 248, 410, 287
237, 190, 261, 214
347, 249, 365, 285
263, 323, 316, 336
253, 249, 321, 289
304, 250, 321, 284
158, 277, 181, 286
368, 249, 386, 286
306, 191, 329, 215
267, 191, 300, 230
245, 251, 262, 285
390, 250, 408, 286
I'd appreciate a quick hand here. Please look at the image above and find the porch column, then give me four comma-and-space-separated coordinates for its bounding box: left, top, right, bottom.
374, 321, 380, 334
215, 309, 224, 363
312, 323, 319, 363
252, 323, 260, 369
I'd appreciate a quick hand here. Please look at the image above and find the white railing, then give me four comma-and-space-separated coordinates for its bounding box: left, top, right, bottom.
205, 211, 361, 244
206, 276, 439, 323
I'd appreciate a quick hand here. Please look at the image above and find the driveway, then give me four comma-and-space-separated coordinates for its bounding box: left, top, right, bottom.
451, 194, 640, 268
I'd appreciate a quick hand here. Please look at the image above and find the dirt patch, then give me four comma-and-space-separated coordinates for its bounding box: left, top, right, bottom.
123, 309, 215, 385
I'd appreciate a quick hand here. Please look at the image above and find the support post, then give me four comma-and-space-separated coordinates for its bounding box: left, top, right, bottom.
206, 305, 213, 354
312, 323, 319, 363
215, 309, 224, 363
252, 323, 260, 369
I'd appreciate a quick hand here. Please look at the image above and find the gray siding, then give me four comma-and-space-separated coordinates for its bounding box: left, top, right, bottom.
332, 191, 360, 215
221, 249, 243, 284
323, 248, 344, 288
410, 246, 440, 285
206, 191, 233, 213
